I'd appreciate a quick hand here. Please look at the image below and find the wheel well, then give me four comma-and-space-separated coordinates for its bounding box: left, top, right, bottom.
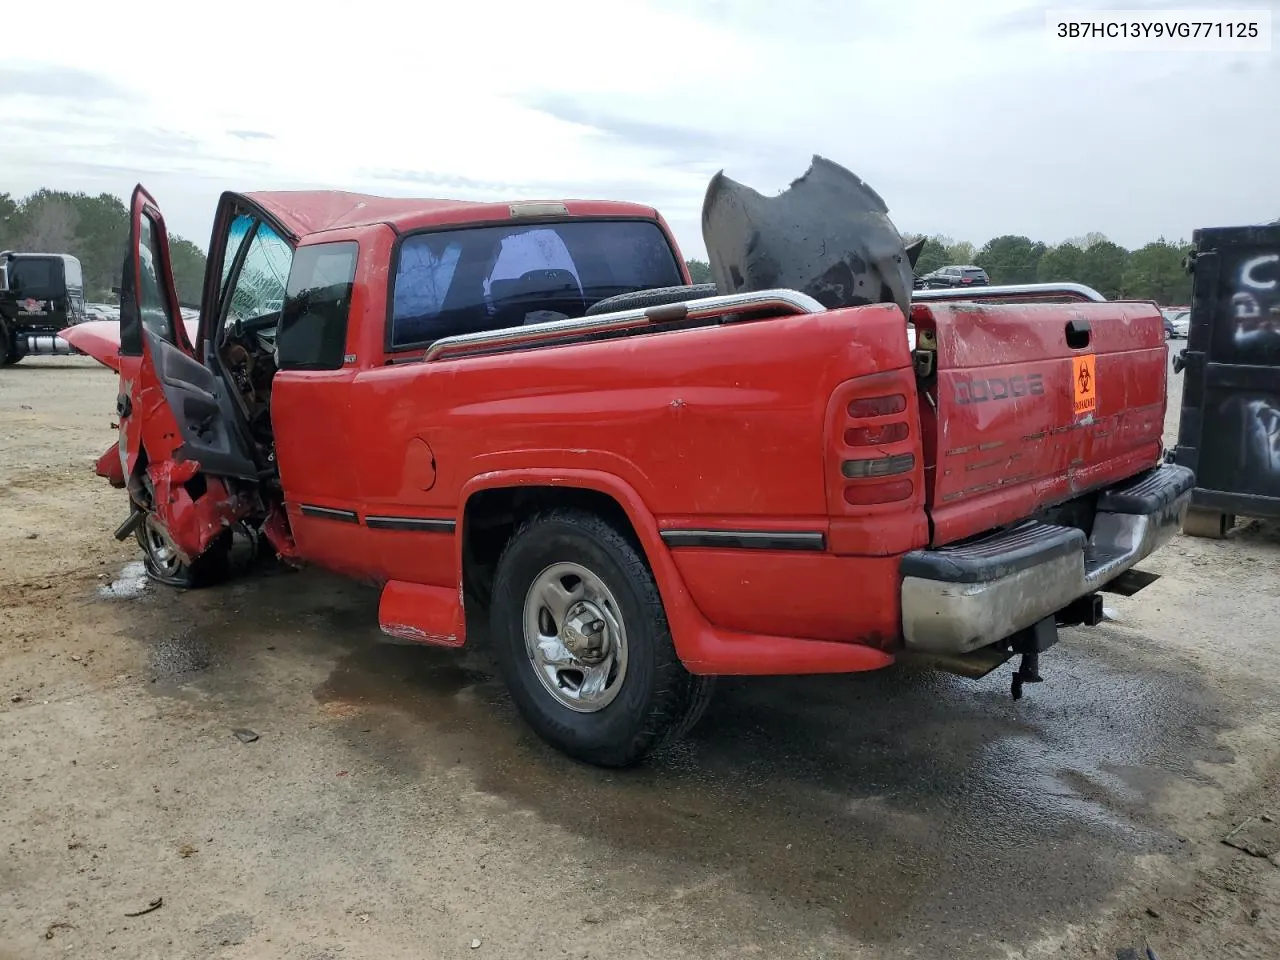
461, 486, 644, 615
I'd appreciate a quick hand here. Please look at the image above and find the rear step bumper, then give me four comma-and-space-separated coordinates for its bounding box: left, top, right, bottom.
900, 464, 1195, 654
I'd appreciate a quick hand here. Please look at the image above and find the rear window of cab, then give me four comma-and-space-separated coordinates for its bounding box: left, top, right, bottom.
386, 219, 683, 351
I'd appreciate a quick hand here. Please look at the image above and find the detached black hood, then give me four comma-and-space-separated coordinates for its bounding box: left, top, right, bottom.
701, 155, 919, 321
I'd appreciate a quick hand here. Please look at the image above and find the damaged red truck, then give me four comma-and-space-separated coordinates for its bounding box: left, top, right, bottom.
67, 161, 1194, 767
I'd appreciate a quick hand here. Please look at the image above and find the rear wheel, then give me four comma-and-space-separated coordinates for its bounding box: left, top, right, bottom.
489, 508, 713, 767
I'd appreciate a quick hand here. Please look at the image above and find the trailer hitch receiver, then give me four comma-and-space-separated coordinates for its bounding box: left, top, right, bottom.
1009, 615, 1058, 700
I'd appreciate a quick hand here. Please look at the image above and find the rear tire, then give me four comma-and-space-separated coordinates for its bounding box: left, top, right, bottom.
489, 507, 713, 767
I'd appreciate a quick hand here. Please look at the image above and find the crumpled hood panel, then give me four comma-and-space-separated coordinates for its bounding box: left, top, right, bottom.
701, 155, 917, 322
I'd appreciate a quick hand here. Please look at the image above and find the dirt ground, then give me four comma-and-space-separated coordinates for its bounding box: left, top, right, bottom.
2, 354, 1279, 960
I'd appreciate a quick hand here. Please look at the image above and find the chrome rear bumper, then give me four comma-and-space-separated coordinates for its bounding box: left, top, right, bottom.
900, 464, 1195, 654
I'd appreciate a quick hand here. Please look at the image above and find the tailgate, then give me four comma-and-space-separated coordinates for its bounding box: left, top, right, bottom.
911, 300, 1167, 547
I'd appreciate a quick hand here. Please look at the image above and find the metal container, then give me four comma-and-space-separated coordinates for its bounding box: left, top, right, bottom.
1172, 224, 1280, 537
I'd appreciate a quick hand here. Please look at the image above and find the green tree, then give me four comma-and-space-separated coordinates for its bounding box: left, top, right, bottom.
19, 196, 80, 252
1066, 231, 1110, 251
1037, 242, 1085, 283
685, 258, 711, 284
946, 240, 976, 265
913, 236, 952, 276
0, 192, 19, 245
1078, 239, 1129, 299
1121, 239, 1191, 303
0, 189, 207, 302
976, 235, 1047, 284
907, 235, 975, 276
170, 237, 208, 306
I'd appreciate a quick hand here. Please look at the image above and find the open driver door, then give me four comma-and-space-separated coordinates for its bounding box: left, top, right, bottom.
115, 184, 259, 580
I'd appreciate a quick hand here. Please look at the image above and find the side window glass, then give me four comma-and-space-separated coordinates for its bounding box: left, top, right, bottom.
278, 241, 359, 371
63, 257, 83, 291
138, 213, 176, 342
226, 222, 292, 323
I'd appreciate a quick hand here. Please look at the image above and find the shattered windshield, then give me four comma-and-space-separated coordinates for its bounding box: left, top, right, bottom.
388, 219, 682, 349
226, 221, 292, 328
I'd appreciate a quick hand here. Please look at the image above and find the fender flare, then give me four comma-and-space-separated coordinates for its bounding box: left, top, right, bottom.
456, 468, 705, 658
453, 469, 896, 676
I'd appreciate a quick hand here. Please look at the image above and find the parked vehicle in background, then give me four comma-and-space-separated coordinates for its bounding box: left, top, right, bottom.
84, 302, 121, 323
66, 163, 1192, 768
921, 264, 990, 288
1162, 307, 1189, 339
0, 250, 87, 364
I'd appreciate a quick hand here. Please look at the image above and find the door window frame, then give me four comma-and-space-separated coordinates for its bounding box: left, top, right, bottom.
120, 193, 188, 357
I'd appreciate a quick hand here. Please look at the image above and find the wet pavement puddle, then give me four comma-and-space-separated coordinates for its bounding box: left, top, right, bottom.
93, 561, 1243, 947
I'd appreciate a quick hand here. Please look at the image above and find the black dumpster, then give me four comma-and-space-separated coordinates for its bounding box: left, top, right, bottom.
1171, 223, 1280, 538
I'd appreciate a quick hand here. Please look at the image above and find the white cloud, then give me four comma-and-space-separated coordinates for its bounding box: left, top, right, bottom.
3, 0, 1278, 258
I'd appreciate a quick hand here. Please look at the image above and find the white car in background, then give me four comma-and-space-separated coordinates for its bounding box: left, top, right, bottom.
1161, 307, 1190, 339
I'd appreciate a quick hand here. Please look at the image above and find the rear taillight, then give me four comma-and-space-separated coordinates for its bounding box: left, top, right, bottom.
848, 394, 906, 418
843, 479, 914, 505
841, 453, 915, 478
828, 380, 919, 510
844, 421, 909, 446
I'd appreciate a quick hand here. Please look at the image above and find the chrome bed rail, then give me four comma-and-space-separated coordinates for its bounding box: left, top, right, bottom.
421, 282, 1109, 363
913, 282, 1107, 303
422, 288, 825, 362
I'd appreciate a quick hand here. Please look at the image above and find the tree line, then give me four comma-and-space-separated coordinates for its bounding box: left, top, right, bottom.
1, 189, 207, 304
685, 230, 1194, 305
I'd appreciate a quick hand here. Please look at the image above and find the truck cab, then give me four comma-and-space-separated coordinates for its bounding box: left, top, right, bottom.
0, 251, 87, 364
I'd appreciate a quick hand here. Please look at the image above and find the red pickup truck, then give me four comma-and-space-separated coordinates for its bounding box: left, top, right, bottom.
67, 169, 1193, 767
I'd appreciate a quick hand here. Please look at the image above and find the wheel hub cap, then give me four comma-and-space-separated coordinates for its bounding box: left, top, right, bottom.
143, 515, 182, 577
561, 602, 609, 662
523, 562, 629, 713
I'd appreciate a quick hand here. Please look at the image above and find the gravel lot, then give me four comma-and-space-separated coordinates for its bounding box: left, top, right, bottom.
2, 355, 1279, 960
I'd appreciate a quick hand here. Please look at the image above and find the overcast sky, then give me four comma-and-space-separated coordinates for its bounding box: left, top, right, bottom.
2, 0, 1277, 259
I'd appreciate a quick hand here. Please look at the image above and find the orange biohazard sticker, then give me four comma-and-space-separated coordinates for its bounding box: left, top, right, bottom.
1072, 354, 1097, 416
